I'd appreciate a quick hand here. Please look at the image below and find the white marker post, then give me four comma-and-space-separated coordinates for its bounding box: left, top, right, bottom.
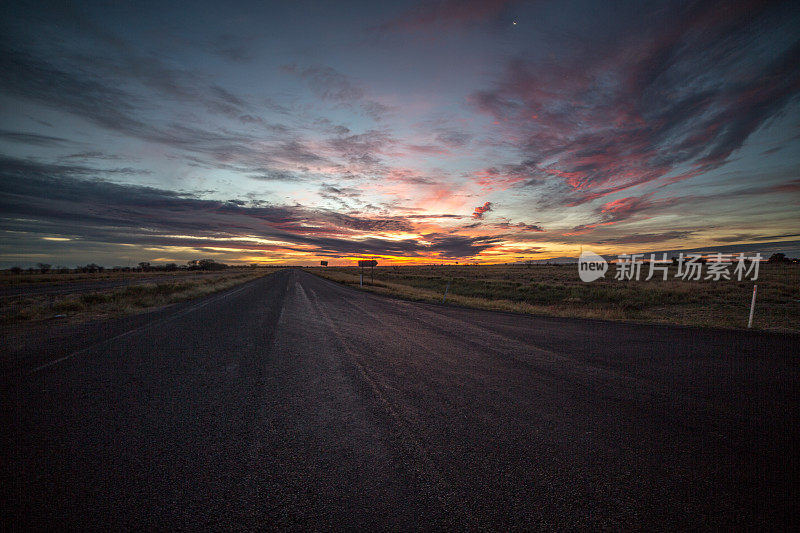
360, 272, 363, 287
747, 284, 757, 328
442, 280, 451, 303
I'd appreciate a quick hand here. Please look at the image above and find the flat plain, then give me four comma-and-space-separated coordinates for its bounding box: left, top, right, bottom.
306, 263, 800, 331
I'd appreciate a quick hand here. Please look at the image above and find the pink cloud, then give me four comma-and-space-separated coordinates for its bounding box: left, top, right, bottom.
472, 201, 493, 219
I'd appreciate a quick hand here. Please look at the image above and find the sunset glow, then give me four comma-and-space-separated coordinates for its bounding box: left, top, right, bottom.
1, 0, 798, 267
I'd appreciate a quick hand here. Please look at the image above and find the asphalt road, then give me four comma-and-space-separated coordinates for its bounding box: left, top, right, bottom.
1, 268, 797, 530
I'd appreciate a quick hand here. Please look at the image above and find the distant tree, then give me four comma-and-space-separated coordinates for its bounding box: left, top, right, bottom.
37, 263, 51, 274
10, 266, 22, 274
768, 253, 787, 263
138, 261, 151, 272
192, 258, 227, 270
164, 263, 177, 271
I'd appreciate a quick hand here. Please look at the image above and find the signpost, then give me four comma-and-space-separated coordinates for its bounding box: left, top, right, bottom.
320, 260, 328, 266
357, 259, 378, 286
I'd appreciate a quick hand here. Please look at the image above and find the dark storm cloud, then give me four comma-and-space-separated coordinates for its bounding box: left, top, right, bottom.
471, 0, 800, 204
324, 212, 414, 233
0, 156, 493, 259
422, 234, 504, 257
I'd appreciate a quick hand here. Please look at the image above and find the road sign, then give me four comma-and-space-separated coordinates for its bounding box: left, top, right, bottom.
358, 260, 377, 285
320, 261, 328, 266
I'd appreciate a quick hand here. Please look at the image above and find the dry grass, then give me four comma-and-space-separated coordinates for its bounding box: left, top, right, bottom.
0, 268, 242, 286
1, 269, 275, 324
305, 264, 800, 332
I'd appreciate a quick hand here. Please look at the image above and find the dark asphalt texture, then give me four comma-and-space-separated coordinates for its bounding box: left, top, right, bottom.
2, 268, 797, 530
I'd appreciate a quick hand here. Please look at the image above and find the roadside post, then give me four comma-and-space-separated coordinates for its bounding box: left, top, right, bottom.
357, 259, 377, 288
442, 279, 451, 303
748, 284, 757, 328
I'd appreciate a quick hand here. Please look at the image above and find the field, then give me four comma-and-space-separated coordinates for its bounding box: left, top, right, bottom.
305, 263, 800, 332
0, 268, 277, 324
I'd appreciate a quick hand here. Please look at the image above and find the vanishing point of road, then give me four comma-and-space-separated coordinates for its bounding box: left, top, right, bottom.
2, 269, 796, 530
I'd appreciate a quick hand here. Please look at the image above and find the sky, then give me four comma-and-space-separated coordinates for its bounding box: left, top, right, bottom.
1, 0, 798, 267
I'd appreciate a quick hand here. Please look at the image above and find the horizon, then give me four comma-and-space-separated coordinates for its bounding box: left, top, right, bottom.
2, 1, 799, 267
5, 238, 799, 269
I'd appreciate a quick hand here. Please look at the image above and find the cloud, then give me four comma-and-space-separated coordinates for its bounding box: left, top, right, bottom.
0, 129, 73, 147
470, 1, 800, 204
597, 231, 695, 245
472, 201, 493, 219
423, 233, 504, 257
207, 35, 253, 63
494, 221, 544, 232
405, 214, 464, 219
282, 64, 364, 102
565, 193, 680, 234
435, 131, 472, 148
283, 64, 391, 120
0, 156, 499, 261
247, 169, 305, 182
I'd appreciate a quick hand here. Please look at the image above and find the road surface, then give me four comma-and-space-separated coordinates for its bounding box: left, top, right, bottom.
1, 269, 797, 530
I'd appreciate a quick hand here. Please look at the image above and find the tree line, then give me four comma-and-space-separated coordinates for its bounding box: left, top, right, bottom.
6, 259, 231, 274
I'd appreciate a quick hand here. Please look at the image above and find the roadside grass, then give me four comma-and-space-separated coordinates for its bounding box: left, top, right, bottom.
0, 268, 262, 286
305, 264, 800, 331
2, 269, 274, 324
